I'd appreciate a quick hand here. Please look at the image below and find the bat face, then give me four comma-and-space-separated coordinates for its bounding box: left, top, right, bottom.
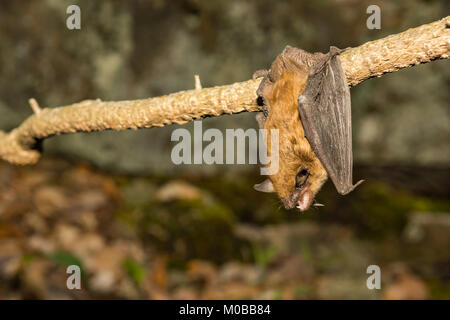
255, 71, 328, 211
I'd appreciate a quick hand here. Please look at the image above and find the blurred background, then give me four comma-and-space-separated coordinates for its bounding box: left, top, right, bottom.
0, 0, 449, 299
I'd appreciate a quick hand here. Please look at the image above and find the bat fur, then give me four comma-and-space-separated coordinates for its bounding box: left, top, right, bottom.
254, 46, 363, 212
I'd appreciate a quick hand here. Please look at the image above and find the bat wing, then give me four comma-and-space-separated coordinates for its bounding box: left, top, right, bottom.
297, 47, 363, 195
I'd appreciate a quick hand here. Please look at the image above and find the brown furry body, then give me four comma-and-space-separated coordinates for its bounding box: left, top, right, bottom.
262, 71, 328, 210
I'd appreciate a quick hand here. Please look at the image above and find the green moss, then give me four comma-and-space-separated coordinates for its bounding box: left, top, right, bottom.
251, 243, 278, 267
315, 181, 450, 239
123, 258, 146, 285
47, 251, 84, 274
136, 197, 246, 265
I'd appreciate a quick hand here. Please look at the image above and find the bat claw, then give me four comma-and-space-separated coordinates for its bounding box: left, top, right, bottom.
298, 94, 307, 105
337, 179, 365, 195
253, 69, 269, 80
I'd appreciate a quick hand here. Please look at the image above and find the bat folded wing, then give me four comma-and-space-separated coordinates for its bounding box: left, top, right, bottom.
297, 47, 364, 195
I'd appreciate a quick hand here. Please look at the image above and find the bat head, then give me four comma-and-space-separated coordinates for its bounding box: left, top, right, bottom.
254, 70, 328, 211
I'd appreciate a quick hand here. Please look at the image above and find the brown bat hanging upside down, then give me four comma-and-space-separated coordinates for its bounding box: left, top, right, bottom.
253, 46, 363, 212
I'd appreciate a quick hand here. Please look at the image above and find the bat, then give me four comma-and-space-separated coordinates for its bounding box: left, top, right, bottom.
253, 46, 363, 211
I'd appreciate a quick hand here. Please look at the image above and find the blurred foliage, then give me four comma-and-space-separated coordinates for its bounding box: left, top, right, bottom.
117, 178, 246, 265
47, 251, 84, 273
123, 258, 146, 285
315, 181, 450, 238
0, 158, 448, 299
110, 165, 450, 269
251, 243, 278, 267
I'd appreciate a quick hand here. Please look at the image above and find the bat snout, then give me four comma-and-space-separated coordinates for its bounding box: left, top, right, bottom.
282, 187, 313, 212
296, 190, 312, 212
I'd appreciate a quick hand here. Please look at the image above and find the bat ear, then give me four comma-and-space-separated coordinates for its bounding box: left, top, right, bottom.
253, 179, 275, 193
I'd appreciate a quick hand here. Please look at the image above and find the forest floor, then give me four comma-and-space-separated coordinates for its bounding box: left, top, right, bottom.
0, 158, 449, 299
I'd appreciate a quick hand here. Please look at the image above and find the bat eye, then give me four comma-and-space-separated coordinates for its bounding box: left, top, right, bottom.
257, 96, 264, 106
257, 96, 269, 117
296, 167, 310, 188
